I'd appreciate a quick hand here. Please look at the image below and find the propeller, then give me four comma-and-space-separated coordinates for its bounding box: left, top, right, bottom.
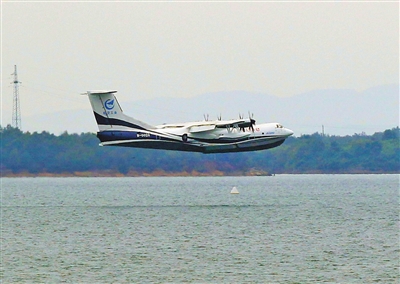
248, 111, 256, 132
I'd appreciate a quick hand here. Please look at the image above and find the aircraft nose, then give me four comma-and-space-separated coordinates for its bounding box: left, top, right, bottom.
285, 128, 294, 136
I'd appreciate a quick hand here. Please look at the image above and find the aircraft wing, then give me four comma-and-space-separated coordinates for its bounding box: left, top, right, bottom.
187, 118, 255, 133
215, 118, 254, 128
189, 125, 216, 133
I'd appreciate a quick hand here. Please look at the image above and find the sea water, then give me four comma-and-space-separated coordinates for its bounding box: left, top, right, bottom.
1, 175, 399, 283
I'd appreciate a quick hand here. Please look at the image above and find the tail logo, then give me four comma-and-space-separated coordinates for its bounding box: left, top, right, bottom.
104, 99, 115, 110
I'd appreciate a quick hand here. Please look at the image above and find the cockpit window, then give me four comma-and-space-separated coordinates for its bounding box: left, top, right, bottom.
276, 124, 284, 128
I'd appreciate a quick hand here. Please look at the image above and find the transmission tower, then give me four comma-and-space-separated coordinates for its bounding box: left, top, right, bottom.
11, 65, 22, 129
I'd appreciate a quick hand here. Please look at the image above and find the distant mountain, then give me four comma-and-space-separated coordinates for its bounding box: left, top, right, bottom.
22, 84, 398, 136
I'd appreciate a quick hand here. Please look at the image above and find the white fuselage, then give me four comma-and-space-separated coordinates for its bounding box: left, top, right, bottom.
85, 90, 294, 153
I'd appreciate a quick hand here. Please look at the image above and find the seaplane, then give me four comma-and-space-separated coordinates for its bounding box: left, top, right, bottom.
83, 90, 293, 154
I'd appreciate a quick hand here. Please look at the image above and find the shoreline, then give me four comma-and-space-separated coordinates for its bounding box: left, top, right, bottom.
0, 169, 273, 178
1, 170, 398, 177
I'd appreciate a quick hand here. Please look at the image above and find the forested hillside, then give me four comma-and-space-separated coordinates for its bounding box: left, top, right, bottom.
1, 125, 399, 176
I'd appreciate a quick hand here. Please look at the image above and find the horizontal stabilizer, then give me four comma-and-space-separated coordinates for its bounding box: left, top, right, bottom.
85, 90, 117, 95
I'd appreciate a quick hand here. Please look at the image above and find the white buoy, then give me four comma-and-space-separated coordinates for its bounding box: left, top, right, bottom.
230, 186, 239, 194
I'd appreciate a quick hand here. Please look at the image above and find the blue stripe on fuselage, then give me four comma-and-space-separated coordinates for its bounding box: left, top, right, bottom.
97, 131, 159, 142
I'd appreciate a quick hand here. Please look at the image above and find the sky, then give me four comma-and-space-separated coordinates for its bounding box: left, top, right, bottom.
1, 1, 399, 134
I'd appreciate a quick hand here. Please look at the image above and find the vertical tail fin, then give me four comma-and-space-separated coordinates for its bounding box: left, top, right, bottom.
84, 90, 153, 131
